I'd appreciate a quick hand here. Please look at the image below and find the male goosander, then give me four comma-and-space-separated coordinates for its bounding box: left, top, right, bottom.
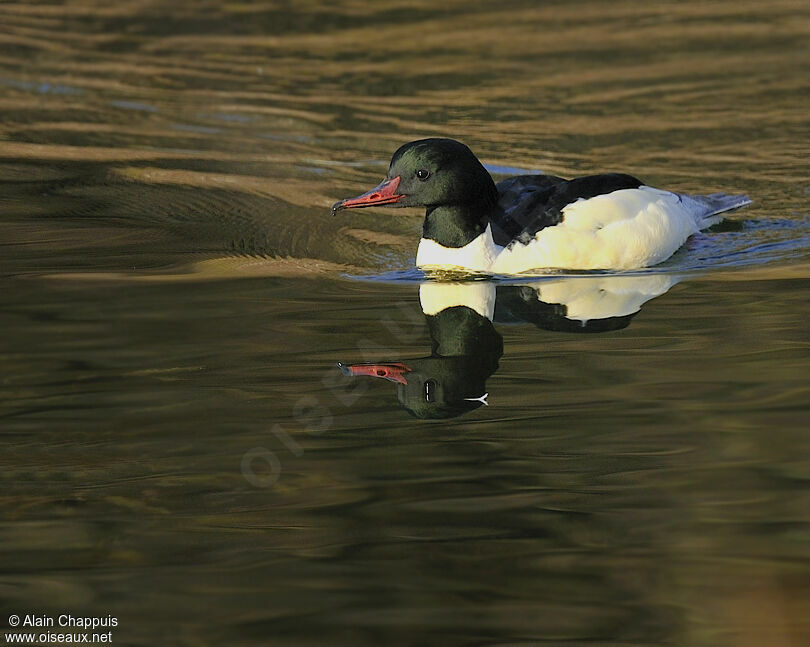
331, 138, 751, 272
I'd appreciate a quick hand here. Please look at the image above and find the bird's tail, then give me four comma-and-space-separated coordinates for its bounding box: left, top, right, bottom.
680, 192, 752, 229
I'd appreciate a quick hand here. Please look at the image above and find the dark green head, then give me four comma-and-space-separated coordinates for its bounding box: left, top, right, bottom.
331, 138, 498, 214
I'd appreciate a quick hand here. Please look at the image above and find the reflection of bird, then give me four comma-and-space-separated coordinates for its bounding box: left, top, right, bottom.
339, 274, 680, 417
340, 283, 502, 419
332, 138, 751, 273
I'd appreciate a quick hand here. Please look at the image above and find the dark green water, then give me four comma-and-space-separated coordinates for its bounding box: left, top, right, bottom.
2, 1, 809, 645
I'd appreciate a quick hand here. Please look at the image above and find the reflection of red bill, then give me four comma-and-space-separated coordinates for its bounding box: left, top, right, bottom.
338, 362, 411, 385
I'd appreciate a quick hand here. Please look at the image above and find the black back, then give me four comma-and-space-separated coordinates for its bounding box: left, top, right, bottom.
490, 173, 643, 247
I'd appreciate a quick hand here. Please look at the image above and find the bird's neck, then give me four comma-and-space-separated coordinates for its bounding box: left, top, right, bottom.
422, 204, 492, 248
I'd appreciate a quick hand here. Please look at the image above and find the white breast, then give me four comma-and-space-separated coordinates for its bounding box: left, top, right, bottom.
416, 224, 502, 273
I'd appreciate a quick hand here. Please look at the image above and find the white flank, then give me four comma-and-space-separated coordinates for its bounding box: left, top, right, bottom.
419, 281, 496, 319
491, 187, 704, 273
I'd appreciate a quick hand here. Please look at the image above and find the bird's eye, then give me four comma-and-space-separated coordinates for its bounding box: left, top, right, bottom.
415, 169, 431, 181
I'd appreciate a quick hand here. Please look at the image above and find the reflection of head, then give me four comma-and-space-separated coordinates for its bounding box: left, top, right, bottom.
394, 356, 490, 419
340, 305, 503, 420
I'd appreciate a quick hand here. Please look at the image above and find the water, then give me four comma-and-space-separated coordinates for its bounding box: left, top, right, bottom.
1, 1, 809, 645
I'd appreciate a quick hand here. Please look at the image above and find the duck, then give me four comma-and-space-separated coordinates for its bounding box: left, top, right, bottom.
331, 138, 751, 273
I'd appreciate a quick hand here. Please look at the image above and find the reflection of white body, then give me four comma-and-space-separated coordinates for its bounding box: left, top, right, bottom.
529, 274, 679, 322
419, 274, 679, 323
419, 281, 496, 319
417, 187, 746, 272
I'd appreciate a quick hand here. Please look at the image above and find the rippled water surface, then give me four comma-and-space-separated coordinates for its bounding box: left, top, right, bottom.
2, 1, 809, 645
